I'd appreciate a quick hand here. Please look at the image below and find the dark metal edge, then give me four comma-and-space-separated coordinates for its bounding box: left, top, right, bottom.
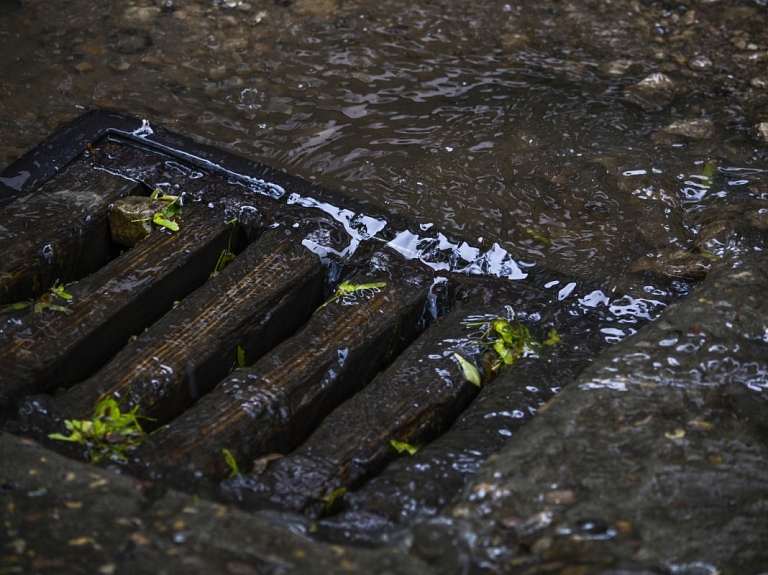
0, 109, 401, 235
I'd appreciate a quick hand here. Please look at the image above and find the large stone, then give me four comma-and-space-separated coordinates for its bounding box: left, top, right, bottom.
0, 432, 433, 575
422, 255, 768, 574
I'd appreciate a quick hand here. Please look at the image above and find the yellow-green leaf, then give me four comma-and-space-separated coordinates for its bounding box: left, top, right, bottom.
543, 328, 561, 346
315, 281, 387, 312
526, 227, 552, 245
390, 439, 420, 456
324, 487, 347, 513
453, 353, 482, 386
48, 397, 154, 464
236, 345, 246, 368
153, 213, 179, 232
51, 281, 73, 301
222, 448, 239, 478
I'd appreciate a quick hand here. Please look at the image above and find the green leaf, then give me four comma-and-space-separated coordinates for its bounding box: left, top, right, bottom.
48, 397, 155, 464
236, 345, 246, 368
210, 218, 239, 278
161, 196, 183, 219
493, 339, 516, 365
390, 439, 420, 456
526, 227, 552, 245
543, 328, 561, 346
50, 281, 73, 301
47, 431, 81, 443
453, 353, 482, 387
323, 487, 347, 513
315, 281, 387, 312
701, 162, 716, 188
153, 213, 180, 232
222, 448, 239, 478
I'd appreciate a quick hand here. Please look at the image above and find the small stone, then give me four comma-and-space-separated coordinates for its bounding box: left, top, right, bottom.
544, 488, 576, 505
221, 37, 249, 51
731, 37, 747, 50
602, 59, 636, 75
208, 66, 228, 81
74, 62, 93, 73
663, 118, 715, 139
140, 55, 164, 68
624, 73, 677, 110
108, 61, 132, 72
631, 249, 713, 280
109, 196, 156, 247
688, 55, 712, 70
750, 77, 768, 89
500, 32, 530, 50
755, 122, 768, 143
123, 6, 161, 25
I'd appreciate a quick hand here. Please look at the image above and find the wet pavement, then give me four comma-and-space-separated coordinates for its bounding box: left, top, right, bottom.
3, 254, 768, 573
2, 0, 768, 573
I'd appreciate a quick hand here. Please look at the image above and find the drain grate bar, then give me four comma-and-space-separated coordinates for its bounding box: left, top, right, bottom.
0, 203, 235, 411
229, 297, 496, 517
49, 223, 327, 428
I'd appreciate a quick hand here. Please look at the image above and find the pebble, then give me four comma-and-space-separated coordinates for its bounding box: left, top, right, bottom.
624, 73, 678, 110
109, 61, 132, 72
688, 55, 712, 70
755, 122, 768, 143
663, 118, 715, 140
122, 6, 161, 25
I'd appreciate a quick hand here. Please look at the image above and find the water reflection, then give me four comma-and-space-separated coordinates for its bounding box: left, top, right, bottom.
1, 0, 767, 309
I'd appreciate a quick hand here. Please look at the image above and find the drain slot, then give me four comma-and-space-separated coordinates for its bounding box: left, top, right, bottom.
129, 248, 433, 488
0, 156, 140, 305
51, 224, 327, 428
0, 203, 234, 410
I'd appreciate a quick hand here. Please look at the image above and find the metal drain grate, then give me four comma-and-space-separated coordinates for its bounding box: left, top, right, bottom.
0, 112, 622, 539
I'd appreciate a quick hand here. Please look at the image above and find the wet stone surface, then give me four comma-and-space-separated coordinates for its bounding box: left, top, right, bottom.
2, 0, 768, 569
422, 255, 768, 574
4, 254, 768, 573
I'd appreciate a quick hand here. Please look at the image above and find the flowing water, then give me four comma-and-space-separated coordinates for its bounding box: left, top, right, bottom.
2, 0, 768, 317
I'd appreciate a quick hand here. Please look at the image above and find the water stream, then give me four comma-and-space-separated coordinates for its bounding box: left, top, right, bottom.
2, 0, 768, 323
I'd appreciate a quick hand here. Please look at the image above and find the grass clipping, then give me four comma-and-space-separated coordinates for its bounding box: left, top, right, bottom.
48, 397, 154, 464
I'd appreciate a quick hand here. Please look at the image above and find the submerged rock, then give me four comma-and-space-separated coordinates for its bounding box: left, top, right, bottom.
662, 118, 715, 139
631, 248, 713, 280
624, 73, 678, 111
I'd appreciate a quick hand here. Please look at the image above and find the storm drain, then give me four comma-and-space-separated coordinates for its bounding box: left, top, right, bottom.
0, 112, 617, 540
